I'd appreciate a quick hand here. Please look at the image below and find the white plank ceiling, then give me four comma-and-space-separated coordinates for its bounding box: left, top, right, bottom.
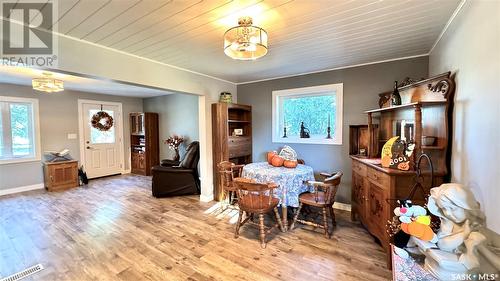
42, 0, 461, 83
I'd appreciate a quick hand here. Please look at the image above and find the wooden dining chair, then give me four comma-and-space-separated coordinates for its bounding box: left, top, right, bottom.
217, 161, 244, 205
290, 171, 343, 238
233, 178, 284, 248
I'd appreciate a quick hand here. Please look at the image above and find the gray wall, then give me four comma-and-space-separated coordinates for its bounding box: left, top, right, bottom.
143, 94, 199, 160
429, 1, 499, 233
237, 57, 429, 203
0, 83, 143, 190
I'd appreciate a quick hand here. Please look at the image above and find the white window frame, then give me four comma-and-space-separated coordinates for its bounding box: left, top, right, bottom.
0, 96, 41, 165
272, 83, 343, 145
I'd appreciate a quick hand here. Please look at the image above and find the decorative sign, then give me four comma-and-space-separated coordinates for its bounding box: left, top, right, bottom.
381, 136, 415, 171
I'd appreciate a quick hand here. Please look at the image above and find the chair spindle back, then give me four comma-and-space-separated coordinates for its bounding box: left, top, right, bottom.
315, 172, 343, 204
233, 178, 276, 211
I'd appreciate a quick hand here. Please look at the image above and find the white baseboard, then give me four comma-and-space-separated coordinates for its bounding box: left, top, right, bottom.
200, 194, 214, 202
333, 202, 352, 212
0, 183, 44, 197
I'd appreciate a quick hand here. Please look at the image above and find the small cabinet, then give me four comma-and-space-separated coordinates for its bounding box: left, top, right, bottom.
43, 160, 79, 191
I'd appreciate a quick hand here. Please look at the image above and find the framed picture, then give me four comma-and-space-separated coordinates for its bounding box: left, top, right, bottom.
233, 128, 243, 136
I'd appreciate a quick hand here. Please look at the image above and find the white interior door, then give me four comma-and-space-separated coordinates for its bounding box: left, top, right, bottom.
80, 101, 123, 179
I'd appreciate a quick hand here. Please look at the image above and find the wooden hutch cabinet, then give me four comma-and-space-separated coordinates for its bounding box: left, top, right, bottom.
212, 103, 252, 201
130, 112, 159, 176
350, 72, 455, 266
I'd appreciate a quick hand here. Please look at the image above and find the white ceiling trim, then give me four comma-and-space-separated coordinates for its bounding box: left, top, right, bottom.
54, 29, 238, 85
0, 0, 463, 86
429, 0, 467, 55
0, 16, 238, 86
17, 26, 432, 86
236, 53, 429, 85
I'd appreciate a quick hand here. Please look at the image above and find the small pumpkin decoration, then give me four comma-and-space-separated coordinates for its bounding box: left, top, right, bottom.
267, 151, 277, 165
283, 160, 298, 168
270, 155, 284, 167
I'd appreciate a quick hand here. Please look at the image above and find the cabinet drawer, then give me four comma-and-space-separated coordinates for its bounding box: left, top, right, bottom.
352, 160, 367, 176
228, 137, 251, 158
367, 167, 390, 188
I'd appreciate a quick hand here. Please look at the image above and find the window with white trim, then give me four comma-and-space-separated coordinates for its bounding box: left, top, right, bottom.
0, 96, 40, 164
272, 83, 343, 145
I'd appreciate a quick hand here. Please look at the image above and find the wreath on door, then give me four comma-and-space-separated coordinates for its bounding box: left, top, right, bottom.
91, 106, 114, 131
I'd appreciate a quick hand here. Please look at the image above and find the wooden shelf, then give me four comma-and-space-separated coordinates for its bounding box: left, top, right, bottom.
228, 120, 250, 123
364, 101, 447, 114
422, 145, 445, 150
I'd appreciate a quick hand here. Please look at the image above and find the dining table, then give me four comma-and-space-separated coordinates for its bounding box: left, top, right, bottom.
241, 161, 315, 231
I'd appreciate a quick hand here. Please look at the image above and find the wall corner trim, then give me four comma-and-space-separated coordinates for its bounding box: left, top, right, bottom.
429, 0, 467, 55
0, 183, 44, 197
200, 194, 214, 202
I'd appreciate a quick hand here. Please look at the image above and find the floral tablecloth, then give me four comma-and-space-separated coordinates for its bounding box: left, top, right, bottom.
242, 162, 315, 207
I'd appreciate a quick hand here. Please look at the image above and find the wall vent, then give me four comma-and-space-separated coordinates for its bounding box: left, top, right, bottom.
0, 264, 44, 281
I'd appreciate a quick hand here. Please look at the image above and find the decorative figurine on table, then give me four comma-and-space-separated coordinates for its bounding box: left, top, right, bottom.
299, 122, 310, 138
164, 135, 184, 161
267, 145, 299, 168
412, 183, 487, 280
381, 136, 415, 170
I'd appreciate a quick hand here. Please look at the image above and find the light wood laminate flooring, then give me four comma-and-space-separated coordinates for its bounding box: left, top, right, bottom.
0, 174, 391, 281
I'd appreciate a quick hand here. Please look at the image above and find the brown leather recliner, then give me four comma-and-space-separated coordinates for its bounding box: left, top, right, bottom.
151, 141, 200, 197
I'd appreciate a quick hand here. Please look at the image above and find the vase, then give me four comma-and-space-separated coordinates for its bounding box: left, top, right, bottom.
219, 92, 232, 103
173, 149, 180, 161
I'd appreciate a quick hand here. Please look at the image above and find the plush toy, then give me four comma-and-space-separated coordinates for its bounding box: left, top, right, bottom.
392, 199, 437, 259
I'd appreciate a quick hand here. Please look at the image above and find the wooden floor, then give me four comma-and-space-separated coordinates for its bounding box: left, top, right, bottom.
0, 174, 391, 281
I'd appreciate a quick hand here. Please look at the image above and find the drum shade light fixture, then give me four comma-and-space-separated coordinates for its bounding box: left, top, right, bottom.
224, 16, 268, 60
32, 72, 64, 93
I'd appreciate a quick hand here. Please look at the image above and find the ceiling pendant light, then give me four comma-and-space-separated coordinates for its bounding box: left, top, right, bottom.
223, 16, 268, 60
32, 72, 64, 93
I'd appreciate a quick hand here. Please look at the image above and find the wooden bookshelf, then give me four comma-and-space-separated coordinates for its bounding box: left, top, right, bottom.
130, 112, 159, 176
212, 103, 252, 201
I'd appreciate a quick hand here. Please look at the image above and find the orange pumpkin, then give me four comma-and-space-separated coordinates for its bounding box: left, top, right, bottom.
398, 161, 410, 171
267, 151, 277, 164
271, 155, 284, 167
283, 160, 298, 168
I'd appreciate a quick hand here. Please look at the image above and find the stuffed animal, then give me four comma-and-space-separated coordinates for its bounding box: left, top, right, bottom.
392, 199, 437, 259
